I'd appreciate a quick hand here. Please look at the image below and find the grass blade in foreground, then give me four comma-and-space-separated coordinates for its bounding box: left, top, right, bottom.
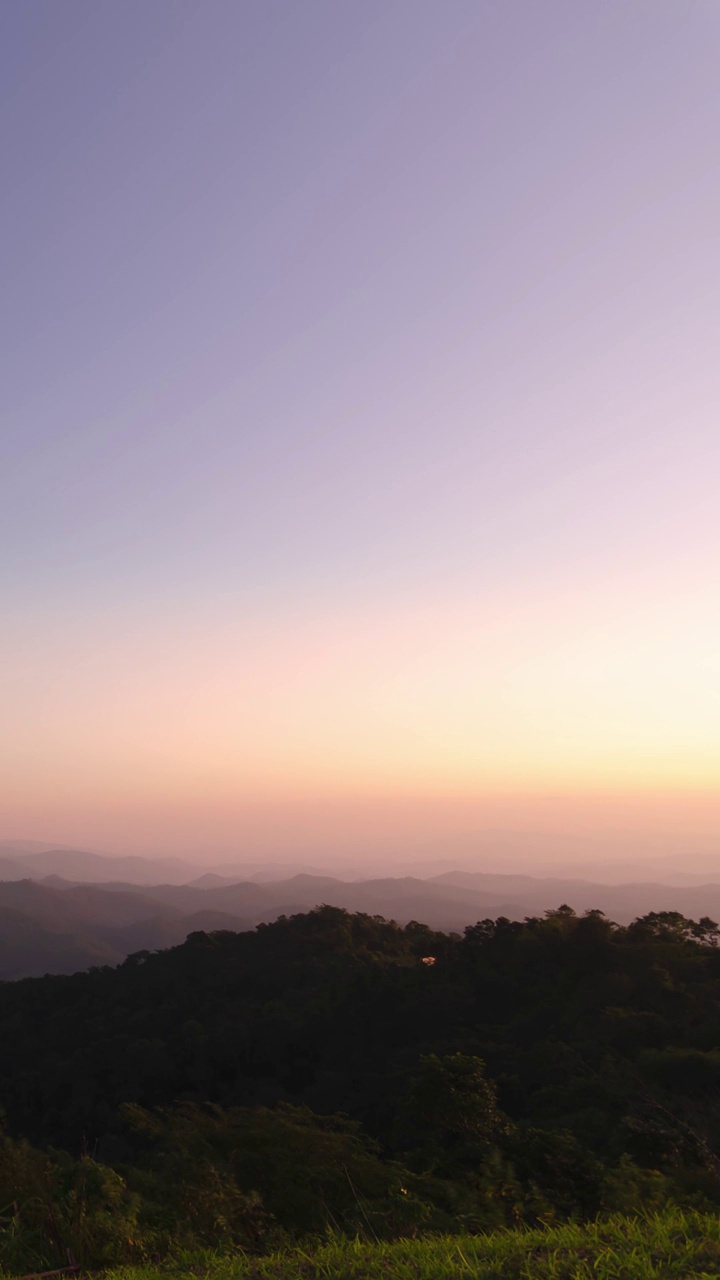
86, 1209, 720, 1280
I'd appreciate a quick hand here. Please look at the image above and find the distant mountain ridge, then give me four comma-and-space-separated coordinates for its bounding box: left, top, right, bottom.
0, 846, 334, 885
5, 849, 204, 885
2, 839, 720, 887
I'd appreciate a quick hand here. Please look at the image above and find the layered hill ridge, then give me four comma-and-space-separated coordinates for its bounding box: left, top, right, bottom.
2, 859, 720, 978
4, 837, 720, 887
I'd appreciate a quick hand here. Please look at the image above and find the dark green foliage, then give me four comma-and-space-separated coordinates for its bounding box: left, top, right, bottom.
399, 1053, 509, 1175
0, 1132, 140, 1271
2, 904, 720, 1270
121, 1100, 424, 1241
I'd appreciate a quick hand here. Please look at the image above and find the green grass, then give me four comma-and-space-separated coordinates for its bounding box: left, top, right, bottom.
61, 1209, 720, 1280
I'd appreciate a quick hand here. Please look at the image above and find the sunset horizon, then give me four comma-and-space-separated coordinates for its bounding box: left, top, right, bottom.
3, 1, 718, 868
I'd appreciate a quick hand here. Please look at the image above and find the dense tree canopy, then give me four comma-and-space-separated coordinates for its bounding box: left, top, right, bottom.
2, 904, 720, 1269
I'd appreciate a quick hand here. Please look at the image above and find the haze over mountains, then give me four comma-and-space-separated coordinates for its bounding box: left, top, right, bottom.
3, 831, 720, 884
0, 838, 718, 980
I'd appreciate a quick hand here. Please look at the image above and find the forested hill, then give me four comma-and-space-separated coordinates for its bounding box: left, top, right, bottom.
1, 904, 719, 1157
3, 903, 720, 1269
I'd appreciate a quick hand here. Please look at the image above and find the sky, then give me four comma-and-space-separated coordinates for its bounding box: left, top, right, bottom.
2, 1, 719, 863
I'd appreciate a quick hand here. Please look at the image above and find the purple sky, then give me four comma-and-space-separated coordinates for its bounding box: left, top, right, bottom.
2, 2, 719, 858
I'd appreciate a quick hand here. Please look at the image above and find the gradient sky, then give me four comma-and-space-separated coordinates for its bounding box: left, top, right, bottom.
2, 1, 719, 860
